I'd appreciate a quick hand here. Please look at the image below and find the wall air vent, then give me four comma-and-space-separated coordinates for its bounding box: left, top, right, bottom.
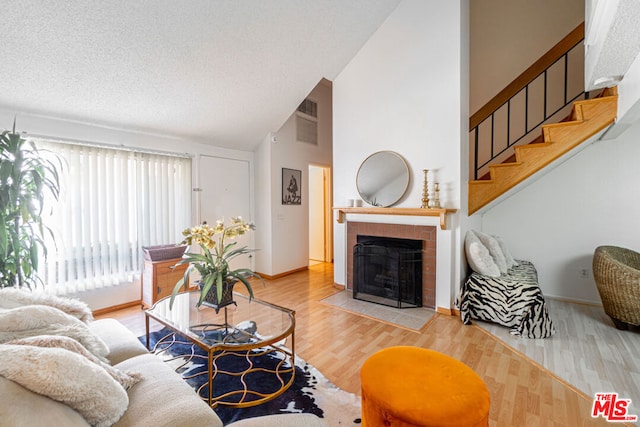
297, 98, 317, 117
296, 98, 318, 145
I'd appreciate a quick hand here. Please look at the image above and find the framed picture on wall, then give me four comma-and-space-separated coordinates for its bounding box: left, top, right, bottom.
282, 168, 302, 205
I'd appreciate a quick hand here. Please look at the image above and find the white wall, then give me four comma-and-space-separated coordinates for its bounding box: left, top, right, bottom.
333, 0, 467, 309
480, 117, 640, 304
470, 0, 584, 114
475, 1, 640, 305
2, 78, 331, 305
254, 80, 333, 276
458, 0, 480, 284
603, 44, 640, 140
254, 134, 273, 275
0, 109, 255, 310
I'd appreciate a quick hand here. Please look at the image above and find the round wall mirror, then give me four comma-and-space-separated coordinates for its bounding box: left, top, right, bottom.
356, 151, 410, 207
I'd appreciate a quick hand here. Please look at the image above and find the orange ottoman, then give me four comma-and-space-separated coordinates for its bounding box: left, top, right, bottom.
360, 346, 490, 427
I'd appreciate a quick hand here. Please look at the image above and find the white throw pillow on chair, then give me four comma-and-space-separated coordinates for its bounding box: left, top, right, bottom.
493, 235, 518, 268
473, 230, 508, 274
465, 230, 501, 277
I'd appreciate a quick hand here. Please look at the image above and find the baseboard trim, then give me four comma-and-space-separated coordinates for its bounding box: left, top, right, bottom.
92, 300, 141, 316
437, 307, 459, 316
546, 295, 602, 307
256, 266, 308, 280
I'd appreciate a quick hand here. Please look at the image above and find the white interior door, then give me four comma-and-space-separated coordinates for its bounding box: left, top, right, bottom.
308, 164, 332, 263
199, 155, 252, 270
309, 165, 325, 262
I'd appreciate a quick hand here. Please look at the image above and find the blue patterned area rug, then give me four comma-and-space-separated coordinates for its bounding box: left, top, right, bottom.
139, 328, 361, 425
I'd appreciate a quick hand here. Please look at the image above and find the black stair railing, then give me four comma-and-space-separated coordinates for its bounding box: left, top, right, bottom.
470, 23, 586, 180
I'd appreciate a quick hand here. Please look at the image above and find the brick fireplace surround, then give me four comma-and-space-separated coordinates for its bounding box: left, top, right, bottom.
346, 221, 437, 308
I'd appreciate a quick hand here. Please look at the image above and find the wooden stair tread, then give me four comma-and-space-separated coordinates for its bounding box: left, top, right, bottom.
477, 118, 563, 180
476, 88, 612, 181
469, 89, 617, 214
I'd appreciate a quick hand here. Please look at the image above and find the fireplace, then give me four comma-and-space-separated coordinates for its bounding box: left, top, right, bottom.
347, 221, 436, 308
353, 235, 422, 308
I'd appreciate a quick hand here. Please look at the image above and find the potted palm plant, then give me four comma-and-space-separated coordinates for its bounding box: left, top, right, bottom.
0, 123, 61, 289
169, 217, 262, 311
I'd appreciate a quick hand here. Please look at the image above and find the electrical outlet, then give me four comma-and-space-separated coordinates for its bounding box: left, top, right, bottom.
579, 268, 590, 279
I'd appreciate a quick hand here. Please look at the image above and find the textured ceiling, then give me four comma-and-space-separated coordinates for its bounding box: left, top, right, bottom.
0, 0, 400, 151
586, 0, 640, 90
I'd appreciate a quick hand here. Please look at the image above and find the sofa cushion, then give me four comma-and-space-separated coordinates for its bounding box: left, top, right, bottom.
0, 376, 90, 427
89, 318, 149, 365
113, 353, 223, 427
0, 344, 129, 427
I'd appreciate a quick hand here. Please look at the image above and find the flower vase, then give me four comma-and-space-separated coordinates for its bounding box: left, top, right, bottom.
200, 280, 236, 313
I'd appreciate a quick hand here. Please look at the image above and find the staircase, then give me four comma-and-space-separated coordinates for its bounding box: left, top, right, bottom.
467, 22, 619, 215
468, 87, 617, 214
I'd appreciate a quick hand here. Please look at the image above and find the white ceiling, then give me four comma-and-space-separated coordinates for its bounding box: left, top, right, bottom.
1, 0, 400, 151
585, 0, 640, 90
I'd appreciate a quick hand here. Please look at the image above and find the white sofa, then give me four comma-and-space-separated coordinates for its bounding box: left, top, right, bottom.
0, 314, 326, 426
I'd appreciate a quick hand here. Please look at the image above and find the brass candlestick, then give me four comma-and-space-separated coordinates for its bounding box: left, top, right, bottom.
432, 182, 441, 209
420, 169, 430, 209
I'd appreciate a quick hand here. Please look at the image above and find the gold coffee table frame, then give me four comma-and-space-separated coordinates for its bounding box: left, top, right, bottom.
145, 291, 296, 408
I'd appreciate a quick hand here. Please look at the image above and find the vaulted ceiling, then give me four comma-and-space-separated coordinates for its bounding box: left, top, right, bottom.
1, 0, 400, 151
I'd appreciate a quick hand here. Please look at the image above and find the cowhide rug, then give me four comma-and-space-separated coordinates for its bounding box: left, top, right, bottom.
140, 327, 362, 425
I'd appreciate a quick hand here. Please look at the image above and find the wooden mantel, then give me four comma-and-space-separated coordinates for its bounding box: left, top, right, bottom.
334, 207, 457, 230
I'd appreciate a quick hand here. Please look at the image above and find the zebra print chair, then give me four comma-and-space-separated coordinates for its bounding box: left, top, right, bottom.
459, 260, 555, 339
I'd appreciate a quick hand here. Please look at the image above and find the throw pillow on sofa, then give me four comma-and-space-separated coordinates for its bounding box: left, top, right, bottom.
6, 335, 142, 390
0, 305, 110, 361
0, 287, 93, 322
0, 344, 129, 427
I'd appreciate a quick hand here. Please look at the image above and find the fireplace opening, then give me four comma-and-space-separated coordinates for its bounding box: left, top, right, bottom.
353, 235, 422, 308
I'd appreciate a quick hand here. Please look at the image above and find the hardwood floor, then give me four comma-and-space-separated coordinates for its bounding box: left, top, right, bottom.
475, 298, 640, 424
97, 262, 629, 426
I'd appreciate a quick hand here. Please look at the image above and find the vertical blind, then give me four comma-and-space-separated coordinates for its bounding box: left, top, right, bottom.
36, 140, 191, 295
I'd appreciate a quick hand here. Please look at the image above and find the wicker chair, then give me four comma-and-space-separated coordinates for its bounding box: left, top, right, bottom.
592, 245, 640, 330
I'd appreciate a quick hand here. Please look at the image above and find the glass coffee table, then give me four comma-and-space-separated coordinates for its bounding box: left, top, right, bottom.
145, 290, 296, 408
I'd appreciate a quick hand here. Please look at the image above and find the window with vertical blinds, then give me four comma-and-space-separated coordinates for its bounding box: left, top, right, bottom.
35, 139, 191, 295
